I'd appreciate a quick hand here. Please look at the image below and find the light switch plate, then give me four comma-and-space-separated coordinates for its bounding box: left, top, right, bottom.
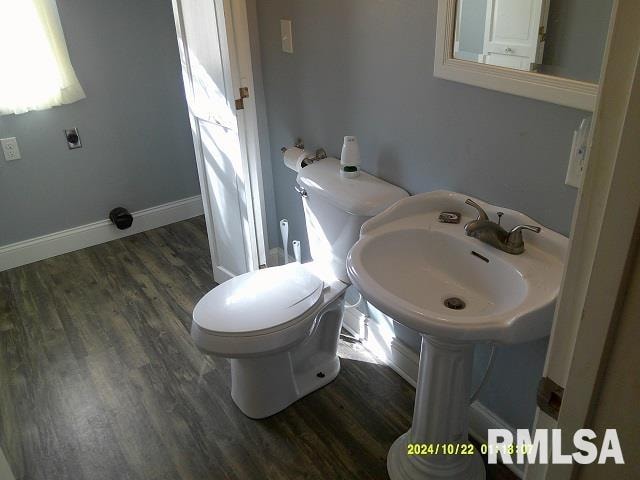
280, 19, 293, 54
1, 137, 21, 161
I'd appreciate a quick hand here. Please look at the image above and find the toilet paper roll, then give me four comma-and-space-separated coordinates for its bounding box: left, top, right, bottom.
283, 147, 312, 172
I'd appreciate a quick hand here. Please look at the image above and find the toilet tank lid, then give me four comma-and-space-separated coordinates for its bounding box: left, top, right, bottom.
297, 158, 409, 216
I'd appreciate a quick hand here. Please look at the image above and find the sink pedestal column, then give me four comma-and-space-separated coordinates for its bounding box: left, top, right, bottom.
387, 335, 485, 480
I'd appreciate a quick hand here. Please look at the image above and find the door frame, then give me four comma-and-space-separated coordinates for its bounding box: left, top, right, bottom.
526, 1, 640, 478
225, 0, 270, 269
172, 0, 269, 279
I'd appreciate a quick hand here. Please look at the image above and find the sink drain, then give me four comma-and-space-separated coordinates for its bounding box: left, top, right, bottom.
444, 297, 466, 310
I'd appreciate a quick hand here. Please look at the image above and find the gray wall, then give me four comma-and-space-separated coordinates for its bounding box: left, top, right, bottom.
541, 0, 613, 82
247, 0, 279, 251
458, 0, 488, 55
0, 0, 199, 246
256, 0, 587, 429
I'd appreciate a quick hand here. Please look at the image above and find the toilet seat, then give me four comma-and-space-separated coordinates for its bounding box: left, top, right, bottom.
191, 263, 326, 357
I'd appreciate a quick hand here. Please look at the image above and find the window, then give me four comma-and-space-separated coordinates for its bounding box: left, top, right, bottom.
0, 0, 85, 115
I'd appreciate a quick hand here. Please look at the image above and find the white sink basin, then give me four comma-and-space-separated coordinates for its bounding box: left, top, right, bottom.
347, 190, 568, 344
346, 190, 568, 480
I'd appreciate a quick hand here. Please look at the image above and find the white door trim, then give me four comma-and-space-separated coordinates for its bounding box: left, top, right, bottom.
217, 0, 265, 273
228, 0, 270, 268
527, 1, 640, 478
172, 0, 268, 282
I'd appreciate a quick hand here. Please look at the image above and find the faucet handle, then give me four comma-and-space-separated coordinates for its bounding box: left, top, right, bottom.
509, 224, 541, 235
465, 199, 489, 221
506, 224, 541, 251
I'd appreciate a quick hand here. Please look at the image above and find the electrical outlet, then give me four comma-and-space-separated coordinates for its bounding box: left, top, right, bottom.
64, 128, 82, 149
566, 117, 592, 188
1, 137, 21, 161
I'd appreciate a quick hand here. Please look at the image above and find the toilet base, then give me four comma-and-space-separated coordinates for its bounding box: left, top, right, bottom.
231, 354, 340, 419
229, 294, 345, 419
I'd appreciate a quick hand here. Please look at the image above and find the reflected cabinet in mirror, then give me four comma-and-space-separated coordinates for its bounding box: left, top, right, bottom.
435, 0, 615, 111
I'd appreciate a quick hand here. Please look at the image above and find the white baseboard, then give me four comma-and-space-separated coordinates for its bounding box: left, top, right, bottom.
341, 308, 524, 478
0, 195, 204, 272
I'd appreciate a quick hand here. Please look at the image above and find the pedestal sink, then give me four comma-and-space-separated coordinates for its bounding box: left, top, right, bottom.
346, 191, 568, 480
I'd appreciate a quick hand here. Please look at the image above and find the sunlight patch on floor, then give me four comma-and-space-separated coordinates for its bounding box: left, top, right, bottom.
337, 332, 385, 364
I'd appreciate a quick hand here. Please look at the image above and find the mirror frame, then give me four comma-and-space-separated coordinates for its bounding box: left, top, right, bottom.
434, 0, 601, 111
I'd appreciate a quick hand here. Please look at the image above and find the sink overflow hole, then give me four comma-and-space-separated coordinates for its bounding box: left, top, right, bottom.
471, 251, 490, 263
444, 297, 466, 310
316, 372, 325, 378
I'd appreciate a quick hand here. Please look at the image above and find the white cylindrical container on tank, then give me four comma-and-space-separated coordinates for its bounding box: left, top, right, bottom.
340, 136, 361, 178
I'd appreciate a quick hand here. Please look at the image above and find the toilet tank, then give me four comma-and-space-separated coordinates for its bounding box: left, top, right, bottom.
297, 158, 408, 283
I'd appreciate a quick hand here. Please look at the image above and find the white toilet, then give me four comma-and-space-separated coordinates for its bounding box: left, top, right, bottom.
192, 158, 408, 418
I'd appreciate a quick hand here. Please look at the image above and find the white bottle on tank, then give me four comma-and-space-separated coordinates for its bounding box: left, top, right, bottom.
340, 136, 361, 179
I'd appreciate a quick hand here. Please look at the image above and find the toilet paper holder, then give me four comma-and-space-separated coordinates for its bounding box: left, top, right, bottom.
281, 138, 328, 165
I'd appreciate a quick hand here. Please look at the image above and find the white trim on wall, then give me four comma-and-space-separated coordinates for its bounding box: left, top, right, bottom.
0, 196, 204, 272
342, 308, 524, 479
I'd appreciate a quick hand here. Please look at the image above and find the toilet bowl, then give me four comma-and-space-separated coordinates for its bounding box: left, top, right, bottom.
193, 262, 348, 418
191, 158, 408, 418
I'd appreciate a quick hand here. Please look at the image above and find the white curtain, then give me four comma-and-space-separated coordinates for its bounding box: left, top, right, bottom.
0, 0, 85, 115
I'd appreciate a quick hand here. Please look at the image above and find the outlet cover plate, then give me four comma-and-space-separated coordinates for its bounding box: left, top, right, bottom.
1, 137, 21, 161
64, 128, 82, 149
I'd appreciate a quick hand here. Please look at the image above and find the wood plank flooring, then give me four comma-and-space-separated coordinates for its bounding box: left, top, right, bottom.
0, 217, 516, 480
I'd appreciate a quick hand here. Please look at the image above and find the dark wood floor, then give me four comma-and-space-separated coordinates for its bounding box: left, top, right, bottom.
0, 217, 516, 480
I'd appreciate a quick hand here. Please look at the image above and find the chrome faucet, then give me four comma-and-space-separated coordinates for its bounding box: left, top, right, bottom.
463, 199, 541, 255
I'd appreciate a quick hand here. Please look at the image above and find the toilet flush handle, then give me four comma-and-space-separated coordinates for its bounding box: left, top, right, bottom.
295, 185, 308, 198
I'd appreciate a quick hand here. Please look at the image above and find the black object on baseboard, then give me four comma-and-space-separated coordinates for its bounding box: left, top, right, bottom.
109, 207, 133, 230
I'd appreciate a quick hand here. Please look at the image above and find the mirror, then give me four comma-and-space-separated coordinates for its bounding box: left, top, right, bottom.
434, 0, 616, 111
454, 0, 613, 83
